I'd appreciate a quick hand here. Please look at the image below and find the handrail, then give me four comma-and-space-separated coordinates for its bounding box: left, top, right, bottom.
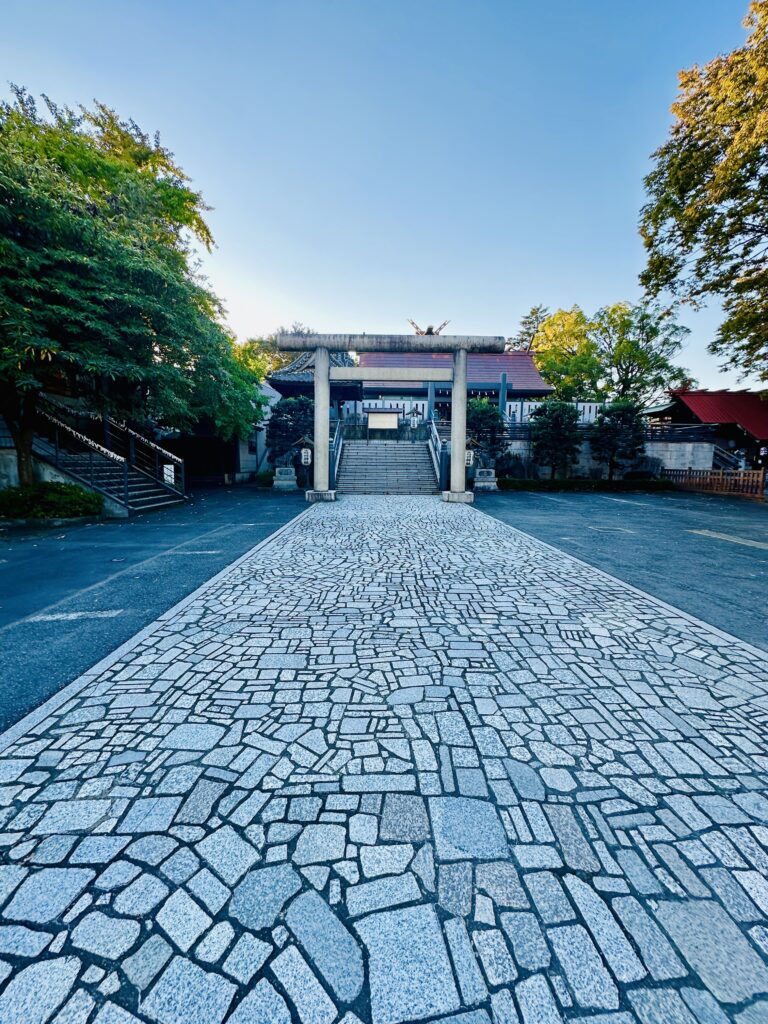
427, 418, 442, 483
40, 413, 126, 463
124, 426, 182, 464
41, 397, 181, 464
330, 420, 344, 489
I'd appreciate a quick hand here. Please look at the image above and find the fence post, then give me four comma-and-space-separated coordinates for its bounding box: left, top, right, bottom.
123, 462, 129, 507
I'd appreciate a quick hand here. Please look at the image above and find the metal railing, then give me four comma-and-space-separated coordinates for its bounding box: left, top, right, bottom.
330, 420, 344, 490
35, 412, 130, 506
40, 399, 185, 495
428, 416, 450, 490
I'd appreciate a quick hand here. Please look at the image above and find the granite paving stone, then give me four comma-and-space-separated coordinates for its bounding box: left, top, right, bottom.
0, 495, 765, 1023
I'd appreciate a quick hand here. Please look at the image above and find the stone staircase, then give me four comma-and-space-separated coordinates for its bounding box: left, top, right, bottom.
336, 441, 438, 494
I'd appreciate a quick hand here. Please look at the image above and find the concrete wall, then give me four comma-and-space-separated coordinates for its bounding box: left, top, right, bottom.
645, 441, 714, 471
0, 450, 128, 517
499, 438, 715, 477
235, 382, 283, 480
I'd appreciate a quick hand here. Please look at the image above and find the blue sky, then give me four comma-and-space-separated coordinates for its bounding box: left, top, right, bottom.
2, 0, 757, 387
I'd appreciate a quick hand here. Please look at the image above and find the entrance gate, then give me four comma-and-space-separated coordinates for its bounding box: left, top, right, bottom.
277, 333, 506, 503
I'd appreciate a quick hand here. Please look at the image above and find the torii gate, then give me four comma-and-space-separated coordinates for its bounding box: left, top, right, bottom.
276, 333, 506, 503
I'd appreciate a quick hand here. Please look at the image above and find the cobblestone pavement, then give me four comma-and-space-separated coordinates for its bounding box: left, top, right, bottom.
1, 496, 768, 1024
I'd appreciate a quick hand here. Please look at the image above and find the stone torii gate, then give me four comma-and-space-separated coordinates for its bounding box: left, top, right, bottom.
277, 333, 506, 503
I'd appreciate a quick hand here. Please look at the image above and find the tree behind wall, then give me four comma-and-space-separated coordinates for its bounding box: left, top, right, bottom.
266, 397, 314, 465
466, 398, 506, 465
0, 88, 263, 487
530, 400, 581, 479
588, 400, 646, 481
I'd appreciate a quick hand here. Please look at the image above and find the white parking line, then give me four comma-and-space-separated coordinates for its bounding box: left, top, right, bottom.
689, 529, 768, 551
28, 610, 124, 622
598, 497, 653, 506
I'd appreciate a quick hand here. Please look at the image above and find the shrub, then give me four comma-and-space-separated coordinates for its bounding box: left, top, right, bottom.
253, 471, 274, 487
0, 482, 104, 519
496, 478, 674, 493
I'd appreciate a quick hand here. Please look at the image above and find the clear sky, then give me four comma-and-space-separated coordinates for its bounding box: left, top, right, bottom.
2, 0, 758, 388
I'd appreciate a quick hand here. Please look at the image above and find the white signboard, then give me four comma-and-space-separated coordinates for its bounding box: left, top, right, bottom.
163, 463, 175, 484
301, 448, 312, 465
367, 412, 399, 431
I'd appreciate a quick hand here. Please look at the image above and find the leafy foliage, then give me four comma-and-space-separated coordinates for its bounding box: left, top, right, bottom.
236, 323, 316, 378
640, 1, 768, 382
0, 481, 103, 518
508, 305, 549, 352
530, 399, 582, 479
266, 397, 314, 465
0, 87, 264, 485
530, 303, 691, 403
530, 307, 605, 401
588, 400, 646, 480
466, 398, 506, 464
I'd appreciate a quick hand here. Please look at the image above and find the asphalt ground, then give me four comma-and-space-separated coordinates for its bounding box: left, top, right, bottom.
477, 488, 768, 653
0, 487, 305, 732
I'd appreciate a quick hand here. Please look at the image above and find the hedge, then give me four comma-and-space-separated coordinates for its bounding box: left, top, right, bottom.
0, 482, 104, 519
496, 478, 675, 493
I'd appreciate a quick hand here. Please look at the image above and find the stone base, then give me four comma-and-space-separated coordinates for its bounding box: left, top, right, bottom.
273, 481, 299, 491
305, 489, 337, 503
441, 491, 474, 504
473, 481, 498, 492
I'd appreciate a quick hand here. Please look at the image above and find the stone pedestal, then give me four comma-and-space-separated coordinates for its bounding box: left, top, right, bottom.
441, 491, 474, 504
273, 467, 298, 491
473, 469, 498, 492
306, 489, 337, 503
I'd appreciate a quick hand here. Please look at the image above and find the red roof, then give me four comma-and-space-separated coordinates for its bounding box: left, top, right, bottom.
673, 389, 768, 441
357, 351, 552, 394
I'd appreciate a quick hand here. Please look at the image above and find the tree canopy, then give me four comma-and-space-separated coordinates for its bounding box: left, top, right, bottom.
508, 305, 549, 352
530, 399, 581, 479
640, 0, 768, 383
466, 398, 506, 465
529, 302, 691, 404
529, 307, 605, 401
588, 400, 646, 480
0, 87, 264, 485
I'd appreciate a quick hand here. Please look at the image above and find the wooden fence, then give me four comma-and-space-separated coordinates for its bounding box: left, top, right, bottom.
663, 467, 766, 499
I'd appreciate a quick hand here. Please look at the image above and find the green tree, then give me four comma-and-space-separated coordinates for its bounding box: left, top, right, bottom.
237, 322, 316, 378
508, 305, 549, 352
466, 398, 507, 465
0, 88, 262, 486
640, 1, 768, 383
590, 302, 692, 405
266, 397, 314, 465
530, 399, 581, 479
530, 307, 605, 400
588, 400, 646, 480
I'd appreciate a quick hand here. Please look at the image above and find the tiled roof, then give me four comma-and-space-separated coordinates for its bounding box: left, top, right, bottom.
269, 350, 354, 384
672, 389, 768, 441
357, 351, 553, 393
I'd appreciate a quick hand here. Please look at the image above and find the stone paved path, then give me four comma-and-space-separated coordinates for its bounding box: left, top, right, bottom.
1, 496, 768, 1024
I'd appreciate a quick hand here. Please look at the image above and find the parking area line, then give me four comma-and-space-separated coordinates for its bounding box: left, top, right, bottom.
689, 529, 768, 551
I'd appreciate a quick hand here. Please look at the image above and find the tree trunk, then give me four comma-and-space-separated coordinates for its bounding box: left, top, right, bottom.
9, 424, 36, 488
3, 388, 38, 489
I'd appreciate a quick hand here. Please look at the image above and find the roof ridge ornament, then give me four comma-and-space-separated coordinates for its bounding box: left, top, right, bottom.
407, 319, 450, 336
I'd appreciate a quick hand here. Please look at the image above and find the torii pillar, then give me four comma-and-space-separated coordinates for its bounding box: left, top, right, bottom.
274, 333, 506, 503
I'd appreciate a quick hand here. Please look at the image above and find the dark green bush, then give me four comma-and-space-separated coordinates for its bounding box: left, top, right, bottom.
253, 471, 275, 487
496, 478, 674, 493
0, 482, 104, 519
